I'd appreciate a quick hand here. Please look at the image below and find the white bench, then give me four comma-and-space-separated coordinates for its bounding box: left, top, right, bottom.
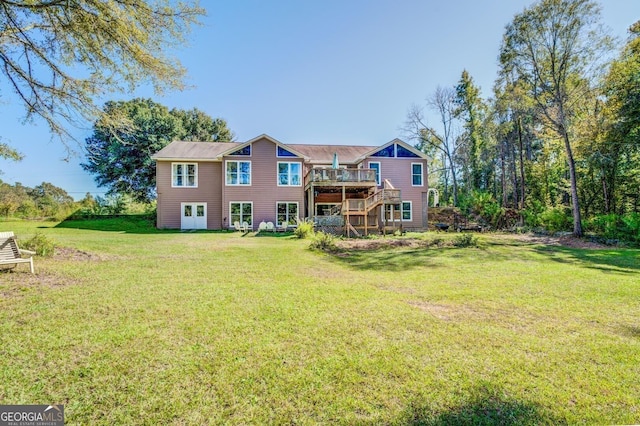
0, 232, 35, 274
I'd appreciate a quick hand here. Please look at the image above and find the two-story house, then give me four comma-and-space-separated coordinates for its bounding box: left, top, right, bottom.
151, 134, 429, 235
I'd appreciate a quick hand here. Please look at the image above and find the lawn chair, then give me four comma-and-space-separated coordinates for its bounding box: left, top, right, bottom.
234, 221, 242, 231
241, 221, 250, 232
258, 221, 267, 233
266, 222, 275, 232
278, 221, 288, 232
0, 232, 35, 274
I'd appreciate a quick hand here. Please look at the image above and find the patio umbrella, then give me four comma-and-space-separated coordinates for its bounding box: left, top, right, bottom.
332, 152, 339, 169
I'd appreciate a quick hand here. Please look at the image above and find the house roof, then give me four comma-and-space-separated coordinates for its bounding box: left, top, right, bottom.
151, 141, 244, 161
219, 134, 310, 161
151, 135, 428, 163
292, 144, 376, 164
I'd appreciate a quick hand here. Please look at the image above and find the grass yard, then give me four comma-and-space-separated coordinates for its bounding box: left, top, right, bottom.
1, 218, 639, 424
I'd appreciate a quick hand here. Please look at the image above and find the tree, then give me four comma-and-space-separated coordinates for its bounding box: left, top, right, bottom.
454, 70, 487, 191
494, 70, 540, 210
499, 0, 612, 236
27, 182, 75, 217
602, 21, 640, 213
82, 98, 234, 202
0, 0, 204, 151
405, 86, 460, 206
171, 108, 235, 142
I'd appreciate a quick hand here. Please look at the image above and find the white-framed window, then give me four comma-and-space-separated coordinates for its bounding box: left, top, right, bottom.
401, 201, 412, 221
226, 161, 251, 185
385, 202, 412, 222
412, 162, 424, 186
368, 161, 381, 186
277, 162, 302, 186
230, 202, 252, 228
172, 163, 197, 187
276, 202, 299, 226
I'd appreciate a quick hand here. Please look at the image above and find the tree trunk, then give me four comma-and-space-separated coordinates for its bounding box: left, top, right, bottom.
517, 117, 526, 209
501, 140, 508, 207
447, 151, 459, 206
562, 130, 583, 237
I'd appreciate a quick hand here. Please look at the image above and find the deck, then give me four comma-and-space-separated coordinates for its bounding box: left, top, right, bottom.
304, 168, 377, 189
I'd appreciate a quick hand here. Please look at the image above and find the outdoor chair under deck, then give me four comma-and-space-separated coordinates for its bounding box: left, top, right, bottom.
0, 231, 35, 274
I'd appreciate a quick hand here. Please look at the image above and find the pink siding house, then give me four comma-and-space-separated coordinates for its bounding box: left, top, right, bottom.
152, 134, 429, 234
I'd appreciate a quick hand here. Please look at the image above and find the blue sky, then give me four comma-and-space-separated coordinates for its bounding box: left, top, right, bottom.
1, 0, 637, 199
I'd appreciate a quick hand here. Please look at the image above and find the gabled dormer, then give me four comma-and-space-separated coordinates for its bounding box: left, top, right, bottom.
356, 138, 426, 162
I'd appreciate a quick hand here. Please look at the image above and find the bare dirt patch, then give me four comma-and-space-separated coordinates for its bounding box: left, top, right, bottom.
54, 246, 104, 261
1, 246, 105, 299
0, 269, 80, 298
335, 238, 433, 251
333, 233, 610, 252
502, 233, 609, 249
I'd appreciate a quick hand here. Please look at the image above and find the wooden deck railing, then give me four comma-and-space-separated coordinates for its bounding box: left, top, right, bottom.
342, 189, 402, 214
305, 168, 377, 187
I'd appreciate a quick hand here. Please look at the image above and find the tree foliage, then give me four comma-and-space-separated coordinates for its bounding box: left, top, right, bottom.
454, 70, 488, 190
498, 0, 612, 236
0, 180, 74, 219
0, 0, 204, 150
407, 0, 638, 241
82, 98, 234, 203
405, 86, 460, 205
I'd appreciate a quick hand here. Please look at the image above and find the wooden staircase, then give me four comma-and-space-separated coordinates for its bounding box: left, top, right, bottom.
318, 179, 402, 237
341, 188, 401, 236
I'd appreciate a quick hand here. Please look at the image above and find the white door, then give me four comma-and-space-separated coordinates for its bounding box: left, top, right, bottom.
181, 203, 207, 229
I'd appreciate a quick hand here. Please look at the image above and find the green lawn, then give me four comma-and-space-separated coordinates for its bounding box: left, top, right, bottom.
1, 218, 639, 424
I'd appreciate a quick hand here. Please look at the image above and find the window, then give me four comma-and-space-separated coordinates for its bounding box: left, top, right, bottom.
229, 145, 251, 156
401, 201, 412, 221
230, 202, 252, 227
226, 161, 251, 185
278, 162, 302, 186
385, 202, 412, 222
172, 163, 197, 187
412, 163, 423, 186
397, 145, 420, 158
369, 162, 381, 186
371, 144, 395, 157
277, 202, 298, 226
277, 146, 297, 157
371, 143, 421, 158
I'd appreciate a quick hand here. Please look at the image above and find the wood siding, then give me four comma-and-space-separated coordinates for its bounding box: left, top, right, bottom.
363, 156, 428, 229
156, 161, 222, 229
222, 137, 305, 228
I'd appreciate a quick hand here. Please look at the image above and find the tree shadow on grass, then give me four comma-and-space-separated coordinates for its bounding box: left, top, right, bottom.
54, 215, 228, 234
400, 384, 561, 426
327, 247, 446, 272
532, 245, 640, 274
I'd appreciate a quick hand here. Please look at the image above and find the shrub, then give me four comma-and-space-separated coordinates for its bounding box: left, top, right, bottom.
522, 199, 545, 228
294, 218, 315, 239
539, 207, 572, 233
21, 232, 55, 257
309, 231, 338, 251
457, 190, 504, 228
585, 213, 640, 246
621, 213, 640, 244
453, 233, 478, 247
